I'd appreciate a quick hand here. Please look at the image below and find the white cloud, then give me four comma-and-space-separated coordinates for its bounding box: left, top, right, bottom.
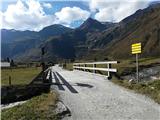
43, 2, 52, 9
1, 0, 56, 31
89, 0, 150, 22
55, 7, 90, 26
1, 0, 91, 31
0, 0, 154, 31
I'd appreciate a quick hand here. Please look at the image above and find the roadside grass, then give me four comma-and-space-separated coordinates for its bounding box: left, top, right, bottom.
112, 78, 160, 104
64, 63, 73, 71
1, 67, 41, 86
1, 91, 58, 120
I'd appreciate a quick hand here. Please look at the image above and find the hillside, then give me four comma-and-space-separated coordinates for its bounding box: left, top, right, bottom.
12, 17, 114, 62
107, 3, 160, 59
83, 3, 160, 60
35, 17, 115, 61
1, 25, 72, 60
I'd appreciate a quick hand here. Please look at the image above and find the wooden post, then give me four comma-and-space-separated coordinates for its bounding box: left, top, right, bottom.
93, 64, 96, 73
107, 63, 110, 78
107, 64, 112, 80
79, 64, 80, 70
9, 76, 11, 86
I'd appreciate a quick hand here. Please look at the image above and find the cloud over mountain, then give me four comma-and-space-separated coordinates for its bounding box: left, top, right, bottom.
89, 0, 150, 22
55, 7, 90, 27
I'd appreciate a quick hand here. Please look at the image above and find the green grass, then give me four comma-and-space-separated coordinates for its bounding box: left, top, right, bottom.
1, 91, 58, 120
112, 79, 160, 104
63, 63, 73, 71
1, 67, 41, 86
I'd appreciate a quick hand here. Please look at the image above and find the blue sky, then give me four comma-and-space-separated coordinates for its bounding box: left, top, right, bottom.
0, 0, 158, 31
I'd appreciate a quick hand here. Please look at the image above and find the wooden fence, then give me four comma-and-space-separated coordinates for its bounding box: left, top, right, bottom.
73, 61, 117, 78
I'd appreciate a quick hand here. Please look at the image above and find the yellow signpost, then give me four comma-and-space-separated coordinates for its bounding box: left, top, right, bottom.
131, 43, 141, 82
132, 43, 141, 54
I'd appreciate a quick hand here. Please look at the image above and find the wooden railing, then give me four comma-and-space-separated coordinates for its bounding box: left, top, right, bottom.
73, 61, 117, 78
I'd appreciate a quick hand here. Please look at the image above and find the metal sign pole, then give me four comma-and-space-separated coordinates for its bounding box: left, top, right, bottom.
136, 54, 139, 82
131, 42, 141, 82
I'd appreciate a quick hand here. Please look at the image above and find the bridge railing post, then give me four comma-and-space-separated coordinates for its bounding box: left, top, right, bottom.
107, 63, 109, 78
84, 64, 86, 71
93, 64, 96, 73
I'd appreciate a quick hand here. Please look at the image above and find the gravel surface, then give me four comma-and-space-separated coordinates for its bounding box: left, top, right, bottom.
50, 65, 160, 120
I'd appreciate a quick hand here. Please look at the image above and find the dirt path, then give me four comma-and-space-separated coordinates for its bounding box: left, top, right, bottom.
50, 65, 160, 120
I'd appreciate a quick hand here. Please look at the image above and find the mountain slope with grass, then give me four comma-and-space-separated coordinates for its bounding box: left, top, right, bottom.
85, 3, 160, 60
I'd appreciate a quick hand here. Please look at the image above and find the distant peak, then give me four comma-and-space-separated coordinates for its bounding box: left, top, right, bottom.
78, 17, 116, 32
84, 17, 100, 24
86, 17, 96, 21
78, 17, 104, 30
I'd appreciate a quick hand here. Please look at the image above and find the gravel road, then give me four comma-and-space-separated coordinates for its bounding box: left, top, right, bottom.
50, 65, 160, 120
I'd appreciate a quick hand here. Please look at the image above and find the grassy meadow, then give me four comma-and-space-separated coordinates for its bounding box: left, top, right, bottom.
1, 92, 58, 120
1, 67, 42, 86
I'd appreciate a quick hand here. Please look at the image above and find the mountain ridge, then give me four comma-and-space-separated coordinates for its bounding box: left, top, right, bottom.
1, 3, 160, 62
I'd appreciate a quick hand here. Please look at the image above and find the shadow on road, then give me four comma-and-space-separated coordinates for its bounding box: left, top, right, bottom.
76, 83, 93, 88
53, 72, 65, 91
55, 72, 78, 93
